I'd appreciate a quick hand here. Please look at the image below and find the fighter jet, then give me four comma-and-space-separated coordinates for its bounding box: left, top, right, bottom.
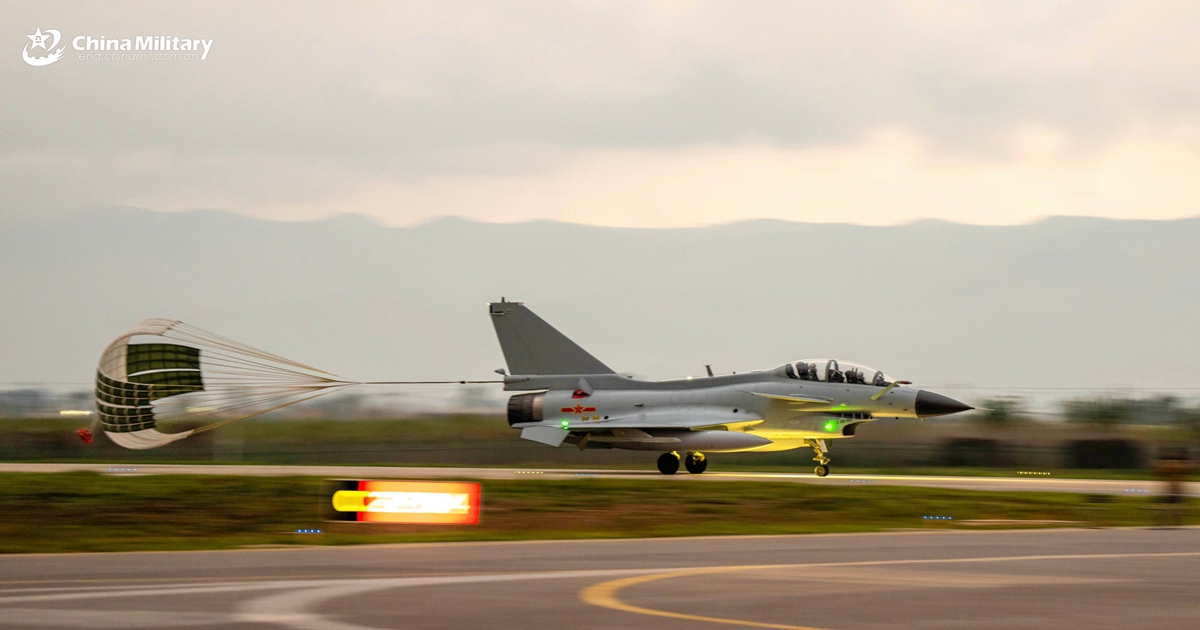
491, 299, 972, 476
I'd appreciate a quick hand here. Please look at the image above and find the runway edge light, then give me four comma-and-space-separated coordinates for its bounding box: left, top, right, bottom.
323, 480, 481, 525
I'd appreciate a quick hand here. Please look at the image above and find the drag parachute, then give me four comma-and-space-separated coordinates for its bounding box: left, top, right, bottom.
93, 319, 358, 449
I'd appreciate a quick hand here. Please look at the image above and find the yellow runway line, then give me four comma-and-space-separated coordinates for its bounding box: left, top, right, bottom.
581, 566, 828, 630
579, 550, 1200, 629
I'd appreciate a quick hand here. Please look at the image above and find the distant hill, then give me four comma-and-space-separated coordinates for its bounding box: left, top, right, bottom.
2, 209, 1198, 407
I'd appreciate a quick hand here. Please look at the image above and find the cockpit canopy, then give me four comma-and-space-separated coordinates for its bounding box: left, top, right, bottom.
784, 359, 892, 386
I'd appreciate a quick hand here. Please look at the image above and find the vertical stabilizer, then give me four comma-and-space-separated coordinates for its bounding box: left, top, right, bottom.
488, 300, 615, 375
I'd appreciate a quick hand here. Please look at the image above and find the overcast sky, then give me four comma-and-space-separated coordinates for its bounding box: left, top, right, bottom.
5, 1, 1200, 227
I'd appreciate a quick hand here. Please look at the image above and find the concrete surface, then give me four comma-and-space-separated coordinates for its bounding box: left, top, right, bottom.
0, 528, 1197, 629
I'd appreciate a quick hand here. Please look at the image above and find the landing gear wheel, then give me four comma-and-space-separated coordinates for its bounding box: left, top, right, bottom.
685, 452, 707, 474
657, 452, 680, 475
805, 439, 831, 477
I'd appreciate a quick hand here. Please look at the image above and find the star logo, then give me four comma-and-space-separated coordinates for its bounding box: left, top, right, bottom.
22, 27, 65, 67
28, 28, 51, 50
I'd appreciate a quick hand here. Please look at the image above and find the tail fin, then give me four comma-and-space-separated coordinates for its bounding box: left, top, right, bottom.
488, 300, 614, 376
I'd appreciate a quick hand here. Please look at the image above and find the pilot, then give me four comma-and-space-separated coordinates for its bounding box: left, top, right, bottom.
826, 361, 845, 383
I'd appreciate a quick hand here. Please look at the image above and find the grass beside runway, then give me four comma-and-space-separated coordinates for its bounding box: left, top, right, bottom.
4, 418, 1186, 481
0, 472, 1193, 554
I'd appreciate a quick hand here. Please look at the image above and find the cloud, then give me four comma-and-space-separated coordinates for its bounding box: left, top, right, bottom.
4, 1, 1200, 226
80, 124, 1195, 227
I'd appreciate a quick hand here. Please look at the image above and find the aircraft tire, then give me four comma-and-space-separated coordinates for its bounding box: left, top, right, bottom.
685, 452, 707, 474
814, 464, 829, 477
657, 452, 680, 475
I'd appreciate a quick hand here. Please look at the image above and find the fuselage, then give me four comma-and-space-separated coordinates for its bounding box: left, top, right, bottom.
487, 300, 971, 471
503, 363, 946, 453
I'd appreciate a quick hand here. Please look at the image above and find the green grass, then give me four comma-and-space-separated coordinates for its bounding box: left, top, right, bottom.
0, 472, 1192, 554
5, 417, 1190, 482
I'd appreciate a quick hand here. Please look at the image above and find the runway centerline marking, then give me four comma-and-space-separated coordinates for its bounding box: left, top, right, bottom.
578, 550, 1200, 629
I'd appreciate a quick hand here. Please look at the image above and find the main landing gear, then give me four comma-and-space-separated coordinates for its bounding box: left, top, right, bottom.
657, 451, 708, 475
806, 438, 831, 477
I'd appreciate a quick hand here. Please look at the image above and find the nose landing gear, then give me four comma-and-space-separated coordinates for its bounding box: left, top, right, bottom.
806, 438, 831, 477
684, 452, 707, 474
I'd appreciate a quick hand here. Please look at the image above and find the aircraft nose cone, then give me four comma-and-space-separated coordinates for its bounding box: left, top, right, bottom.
915, 390, 973, 417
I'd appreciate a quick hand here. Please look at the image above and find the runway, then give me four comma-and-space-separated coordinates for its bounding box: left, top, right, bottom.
0, 528, 1197, 629
1, 462, 1193, 496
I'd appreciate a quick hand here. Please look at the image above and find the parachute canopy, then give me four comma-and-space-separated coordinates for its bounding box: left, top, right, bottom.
94, 319, 354, 449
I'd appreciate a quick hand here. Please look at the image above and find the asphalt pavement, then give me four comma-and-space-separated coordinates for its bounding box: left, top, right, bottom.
0, 528, 1197, 629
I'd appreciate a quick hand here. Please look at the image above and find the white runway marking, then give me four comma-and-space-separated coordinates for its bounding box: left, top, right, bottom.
2, 551, 1198, 629
0, 569, 660, 630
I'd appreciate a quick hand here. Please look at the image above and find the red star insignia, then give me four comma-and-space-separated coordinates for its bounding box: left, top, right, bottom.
572, 404, 584, 414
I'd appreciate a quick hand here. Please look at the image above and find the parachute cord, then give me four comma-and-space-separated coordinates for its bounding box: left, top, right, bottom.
190, 387, 339, 435
360, 380, 504, 385
168, 324, 340, 377
158, 386, 341, 423
175, 380, 500, 433
184, 379, 499, 435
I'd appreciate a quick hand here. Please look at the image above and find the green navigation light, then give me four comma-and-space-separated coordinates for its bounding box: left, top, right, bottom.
824, 420, 837, 432
561, 420, 569, 429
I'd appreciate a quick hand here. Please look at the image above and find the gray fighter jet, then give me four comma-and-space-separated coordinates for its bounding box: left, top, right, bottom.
491, 299, 972, 476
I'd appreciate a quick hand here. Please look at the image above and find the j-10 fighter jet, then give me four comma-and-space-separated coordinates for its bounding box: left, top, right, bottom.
491, 299, 973, 476
86, 300, 970, 462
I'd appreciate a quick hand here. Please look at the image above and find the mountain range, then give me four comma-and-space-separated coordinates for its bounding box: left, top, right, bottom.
2, 209, 1197, 409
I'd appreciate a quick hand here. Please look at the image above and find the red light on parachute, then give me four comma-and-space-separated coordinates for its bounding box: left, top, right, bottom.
75, 428, 94, 444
